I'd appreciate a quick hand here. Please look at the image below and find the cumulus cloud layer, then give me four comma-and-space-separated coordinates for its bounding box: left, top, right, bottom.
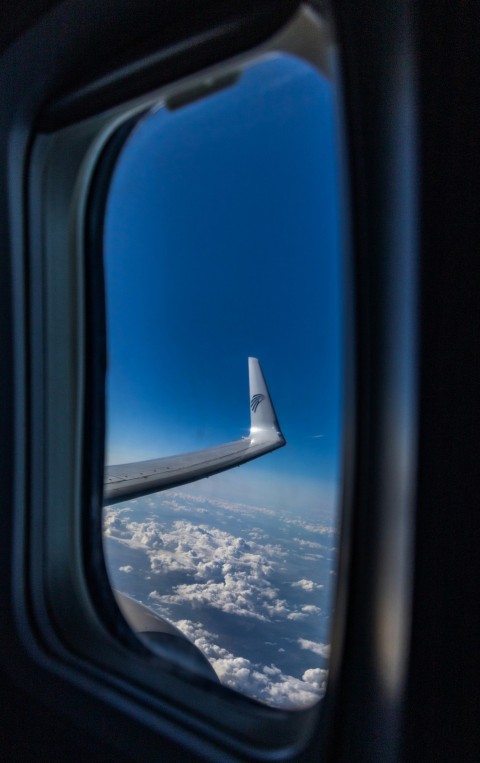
172, 619, 328, 709
105, 506, 320, 623
104, 492, 333, 709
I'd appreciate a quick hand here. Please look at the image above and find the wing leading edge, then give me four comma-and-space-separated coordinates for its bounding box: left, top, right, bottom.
104, 358, 285, 505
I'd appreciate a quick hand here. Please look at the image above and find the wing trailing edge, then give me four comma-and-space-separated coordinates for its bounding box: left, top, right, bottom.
104, 358, 285, 505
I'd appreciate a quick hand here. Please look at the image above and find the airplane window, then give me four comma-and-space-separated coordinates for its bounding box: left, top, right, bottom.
102, 52, 343, 710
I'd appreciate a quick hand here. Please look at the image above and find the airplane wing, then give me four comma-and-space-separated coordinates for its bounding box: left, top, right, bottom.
104, 357, 285, 505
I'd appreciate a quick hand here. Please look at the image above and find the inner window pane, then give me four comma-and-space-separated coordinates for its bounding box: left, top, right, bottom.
103, 52, 343, 710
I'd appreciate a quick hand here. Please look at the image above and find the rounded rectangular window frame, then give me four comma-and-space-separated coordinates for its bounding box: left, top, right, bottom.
25, 5, 352, 759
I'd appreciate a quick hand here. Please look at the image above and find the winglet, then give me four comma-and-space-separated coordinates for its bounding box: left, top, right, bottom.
248, 357, 285, 445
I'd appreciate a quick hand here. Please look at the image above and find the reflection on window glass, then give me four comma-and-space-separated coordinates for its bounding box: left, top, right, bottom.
103, 53, 343, 709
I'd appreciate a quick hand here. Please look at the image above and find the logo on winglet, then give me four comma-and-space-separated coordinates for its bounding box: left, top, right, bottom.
250, 393, 265, 413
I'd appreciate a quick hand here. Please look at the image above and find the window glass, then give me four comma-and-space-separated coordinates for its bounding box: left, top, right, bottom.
103, 53, 343, 709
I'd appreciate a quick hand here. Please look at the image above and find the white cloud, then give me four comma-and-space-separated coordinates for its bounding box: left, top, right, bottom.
287, 604, 322, 620
165, 490, 276, 519
291, 578, 324, 592
119, 565, 133, 573
105, 506, 293, 622
287, 612, 309, 621
103, 507, 134, 539
150, 571, 289, 622
302, 667, 328, 691
282, 518, 338, 536
297, 639, 331, 658
293, 537, 325, 550
161, 496, 209, 515
170, 619, 327, 709
301, 604, 322, 615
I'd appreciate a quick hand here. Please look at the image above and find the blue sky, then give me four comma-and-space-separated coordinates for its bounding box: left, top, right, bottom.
104, 53, 343, 517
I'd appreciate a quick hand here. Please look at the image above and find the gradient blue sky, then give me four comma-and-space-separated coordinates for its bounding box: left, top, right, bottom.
104, 53, 343, 517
